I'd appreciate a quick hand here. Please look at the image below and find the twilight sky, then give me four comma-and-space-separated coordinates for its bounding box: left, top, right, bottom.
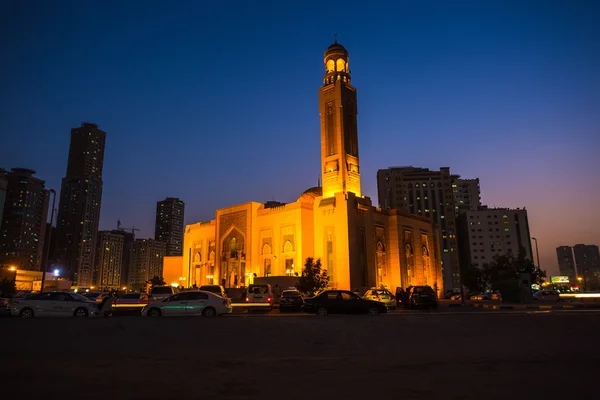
1, 0, 599, 276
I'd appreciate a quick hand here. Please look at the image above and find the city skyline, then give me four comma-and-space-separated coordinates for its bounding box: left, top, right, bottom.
1, 1, 599, 276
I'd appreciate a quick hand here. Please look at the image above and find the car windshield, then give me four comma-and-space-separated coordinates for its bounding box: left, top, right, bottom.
71, 293, 94, 302
282, 291, 300, 297
370, 290, 391, 296
248, 285, 269, 294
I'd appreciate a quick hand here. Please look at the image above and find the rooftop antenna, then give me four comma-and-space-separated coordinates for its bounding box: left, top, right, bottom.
334, 32, 338, 44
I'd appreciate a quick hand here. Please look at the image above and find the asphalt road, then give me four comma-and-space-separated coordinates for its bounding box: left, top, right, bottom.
2, 311, 599, 400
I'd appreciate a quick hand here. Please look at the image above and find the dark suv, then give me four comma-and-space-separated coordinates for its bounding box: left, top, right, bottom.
199, 285, 228, 298
406, 286, 438, 309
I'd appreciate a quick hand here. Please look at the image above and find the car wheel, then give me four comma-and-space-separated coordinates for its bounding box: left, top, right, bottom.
316, 307, 328, 316
202, 307, 217, 317
368, 307, 380, 316
74, 307, 89, 317
20, 308, 34, 318
148, 308, 161, 317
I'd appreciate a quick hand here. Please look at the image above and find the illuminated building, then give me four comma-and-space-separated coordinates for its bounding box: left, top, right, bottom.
556, 246, 576, 285
573, 244, 600, 290
129, 238, 166, 291
93, 231, 125, 289
178, 41, 444, 295
453, 178, 481, 215
377, 167, 461, 290
54, 123, 106, 287
0, 168, 50, 271
456, 207, 533, 268
155, 197, 185, 256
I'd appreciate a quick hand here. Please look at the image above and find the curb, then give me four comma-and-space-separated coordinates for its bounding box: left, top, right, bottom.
471, 303, 600, 311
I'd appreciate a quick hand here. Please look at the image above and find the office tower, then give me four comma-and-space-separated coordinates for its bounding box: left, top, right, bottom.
54, 122, 106, 287
456, 207, 533, 268
93, 231, 125, 289
0, 168, 49, 270
155, 197, 185, 256
453, 178, 481, 215
376, 166, 460, 290
128, 239, 166, 290
556, 246, 576, 284
573, 244, 600, 290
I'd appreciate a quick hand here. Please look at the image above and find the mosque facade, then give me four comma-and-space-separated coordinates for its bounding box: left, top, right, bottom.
176, 42, 444, 295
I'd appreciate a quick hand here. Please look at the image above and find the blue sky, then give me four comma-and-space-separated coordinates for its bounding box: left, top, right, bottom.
1, 0, 599, 275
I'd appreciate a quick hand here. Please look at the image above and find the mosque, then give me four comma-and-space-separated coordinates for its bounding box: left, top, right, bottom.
167, 41, 444, 295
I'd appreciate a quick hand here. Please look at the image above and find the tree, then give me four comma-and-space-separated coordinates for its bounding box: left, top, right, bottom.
296, 257, 329, 294
148, 276, 166, 287
0, 265, 17, 297
0, 277, 17, 298
460, 264, 485, 292
482, 249, 546, 290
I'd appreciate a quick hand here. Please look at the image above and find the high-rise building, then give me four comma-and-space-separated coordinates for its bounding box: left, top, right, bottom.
456, 207, 533, 269
94, 231, 125, 289
573, 244, 600, 290
0, 168, 49, 270
54, 122, 106, 287
376, 167, 460, 290
116, 230, 135, 288
453, 178, 481, 215
128, 239, 166, 290
556, 246, 576, 284
155, 197, 185, 256
0, 169, 7, 231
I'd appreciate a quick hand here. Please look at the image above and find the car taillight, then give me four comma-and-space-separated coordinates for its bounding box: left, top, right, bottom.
222, 299, 230, 305
245, 297, 249, 302
267, 297, 272, 302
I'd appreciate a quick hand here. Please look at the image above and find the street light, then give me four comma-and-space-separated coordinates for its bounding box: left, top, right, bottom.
531, 237, 541, 270
577, 276, 584, 292
53, 269, 60, 277
40, 188, 56, 292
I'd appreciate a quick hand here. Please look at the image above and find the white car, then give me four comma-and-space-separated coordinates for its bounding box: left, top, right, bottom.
141, 290, 232, 317
9, 292, 101, 318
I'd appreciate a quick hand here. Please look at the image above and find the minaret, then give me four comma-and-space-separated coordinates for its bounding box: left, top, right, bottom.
318, 40, 361, 198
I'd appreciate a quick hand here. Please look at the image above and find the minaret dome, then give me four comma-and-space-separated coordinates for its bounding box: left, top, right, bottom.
323, 41, 350, 86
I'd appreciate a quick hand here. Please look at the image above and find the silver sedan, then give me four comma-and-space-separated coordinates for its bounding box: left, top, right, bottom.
10, 292, 101, 318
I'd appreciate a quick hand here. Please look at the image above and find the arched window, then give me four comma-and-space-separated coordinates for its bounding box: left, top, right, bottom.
326, 59, 335, 72
283, 240, 293, 253
336, 58, 345, 72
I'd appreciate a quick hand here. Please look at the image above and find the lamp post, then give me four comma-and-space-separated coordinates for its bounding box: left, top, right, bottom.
40, 189, 56, 292
531, 237, 541, 271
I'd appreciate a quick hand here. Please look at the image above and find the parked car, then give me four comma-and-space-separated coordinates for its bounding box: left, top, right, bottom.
245, 284, 273, 310
363, 288, 396, 310
114, 293, 155, 311
9, 292, 109, 318
406, 286, 438, 309
199, 285, 228, 298
82, 292, 110, 303
142, 290, 232, 317
302, 290, 387, 316
533, 290, 562, 302
279, 289, 304, 312
150, 286, 179, 301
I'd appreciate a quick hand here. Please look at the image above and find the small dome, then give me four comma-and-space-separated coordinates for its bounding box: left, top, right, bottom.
325, 42, 348, 56
297, 186, 323, 203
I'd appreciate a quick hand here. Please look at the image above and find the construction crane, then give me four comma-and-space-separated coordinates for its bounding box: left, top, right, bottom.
116, 219, 140, 238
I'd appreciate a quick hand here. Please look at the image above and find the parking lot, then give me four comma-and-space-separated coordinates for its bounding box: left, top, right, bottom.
2, 309, 599, 400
